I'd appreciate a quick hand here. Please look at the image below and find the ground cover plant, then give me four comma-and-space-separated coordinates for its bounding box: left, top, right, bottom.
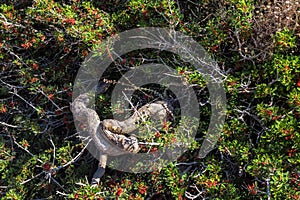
0, 0, 299, 199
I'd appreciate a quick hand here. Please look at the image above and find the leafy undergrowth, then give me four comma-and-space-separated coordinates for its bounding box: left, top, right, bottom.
0, 0, 299, 199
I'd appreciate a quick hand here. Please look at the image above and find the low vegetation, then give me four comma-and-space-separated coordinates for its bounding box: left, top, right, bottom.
0, 0, 299, 199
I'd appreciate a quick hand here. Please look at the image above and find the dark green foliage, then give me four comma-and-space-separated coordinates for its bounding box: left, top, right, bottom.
0, 0, 299, 199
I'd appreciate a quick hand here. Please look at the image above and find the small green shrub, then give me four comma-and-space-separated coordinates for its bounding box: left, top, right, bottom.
0, 0, 299, 199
